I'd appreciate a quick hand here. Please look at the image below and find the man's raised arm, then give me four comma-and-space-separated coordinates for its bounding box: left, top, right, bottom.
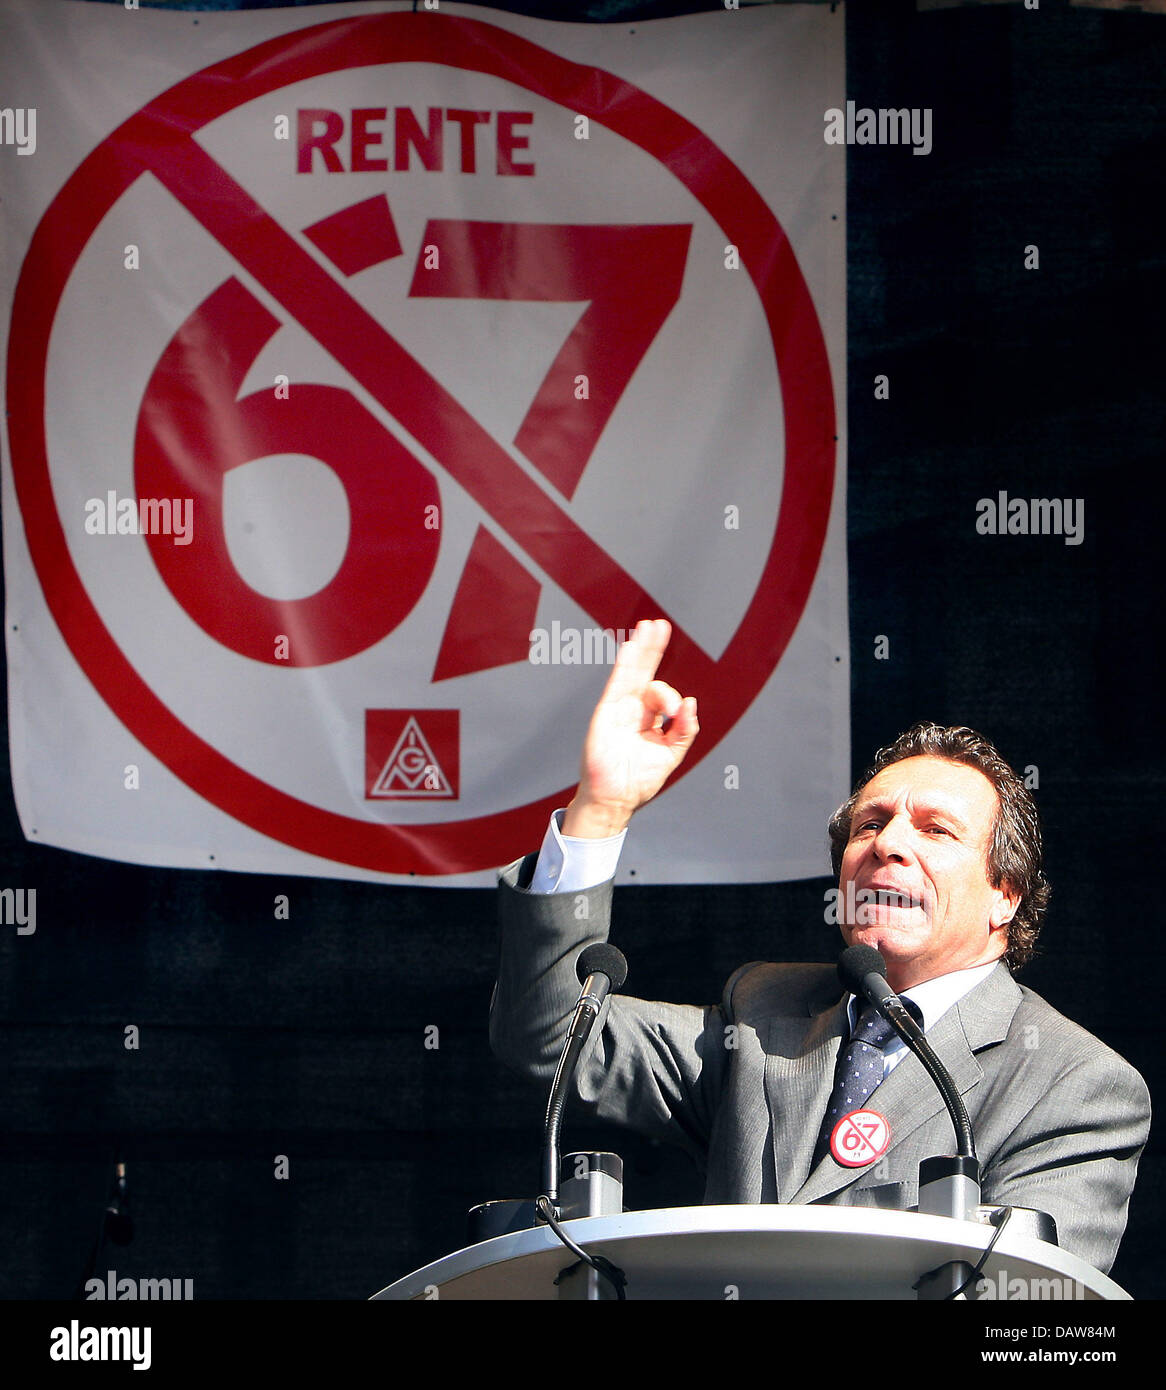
490, 618, 700, 1078
489, 620, 722, 1151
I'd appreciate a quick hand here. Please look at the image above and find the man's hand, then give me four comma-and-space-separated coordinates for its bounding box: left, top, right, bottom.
562, 618, 699, 839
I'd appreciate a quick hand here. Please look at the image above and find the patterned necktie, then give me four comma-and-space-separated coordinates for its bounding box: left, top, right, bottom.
814, 1001, 919, 1164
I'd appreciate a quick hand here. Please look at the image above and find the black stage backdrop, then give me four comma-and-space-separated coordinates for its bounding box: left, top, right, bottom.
1, 0, 1162, 1303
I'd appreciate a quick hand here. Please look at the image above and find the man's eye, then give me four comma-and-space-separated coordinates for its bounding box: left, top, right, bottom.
927, 825, 951, 836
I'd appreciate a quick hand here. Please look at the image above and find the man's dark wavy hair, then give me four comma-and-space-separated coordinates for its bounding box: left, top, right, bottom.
827, 722, 1050, 970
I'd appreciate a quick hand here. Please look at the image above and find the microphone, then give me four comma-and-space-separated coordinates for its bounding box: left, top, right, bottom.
838, 944, 927, 1043
574, 943, 628, 1032
72, 1155, 133, 1299
838, 947, 1057, 1296
837, 945, 976, 1162
104, 1160, 133, 1246
540, 944, 628, 1208
837, 944, 983, 1265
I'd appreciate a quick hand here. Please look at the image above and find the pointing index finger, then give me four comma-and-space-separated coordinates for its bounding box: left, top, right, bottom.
603, 618, 672, 700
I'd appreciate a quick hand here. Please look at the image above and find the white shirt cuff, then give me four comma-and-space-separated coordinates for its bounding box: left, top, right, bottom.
528, 808, 627, 894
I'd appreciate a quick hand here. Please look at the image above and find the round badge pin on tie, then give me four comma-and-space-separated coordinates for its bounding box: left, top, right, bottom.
830, 1109, 891, 1167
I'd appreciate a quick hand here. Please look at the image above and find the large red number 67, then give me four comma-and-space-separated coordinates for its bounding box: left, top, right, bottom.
134, 202, 690, 672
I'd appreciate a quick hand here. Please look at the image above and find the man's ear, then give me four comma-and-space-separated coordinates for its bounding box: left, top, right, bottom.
989, 882, 1022, 932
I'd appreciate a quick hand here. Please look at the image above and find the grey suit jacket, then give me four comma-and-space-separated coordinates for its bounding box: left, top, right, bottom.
491, 856, 1151, 1276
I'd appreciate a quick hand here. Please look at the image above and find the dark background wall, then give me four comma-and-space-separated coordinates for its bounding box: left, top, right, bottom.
1, 0, 1162, 1301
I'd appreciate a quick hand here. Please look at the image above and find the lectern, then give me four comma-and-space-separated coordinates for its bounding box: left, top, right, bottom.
370, 1205, 1129, 1300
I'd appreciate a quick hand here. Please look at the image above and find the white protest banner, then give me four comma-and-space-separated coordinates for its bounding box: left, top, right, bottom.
1, 0, 847, 884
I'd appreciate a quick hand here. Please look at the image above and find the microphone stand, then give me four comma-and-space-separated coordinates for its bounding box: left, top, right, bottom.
846, 953, 983, 1299
535, 946, 628, 1298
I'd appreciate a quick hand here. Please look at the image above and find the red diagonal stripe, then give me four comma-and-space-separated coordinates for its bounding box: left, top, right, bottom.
141, 135, 715, 688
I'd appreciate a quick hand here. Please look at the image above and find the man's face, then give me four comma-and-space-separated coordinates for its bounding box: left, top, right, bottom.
838, 755, 1020, 992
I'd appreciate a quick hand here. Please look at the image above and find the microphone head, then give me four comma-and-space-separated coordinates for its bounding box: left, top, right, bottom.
577, 943, 628, 991
838, 944, 887, 995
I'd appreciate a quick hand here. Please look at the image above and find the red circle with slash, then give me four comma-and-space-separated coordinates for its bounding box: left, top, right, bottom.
6, 13, 836, 875
830, 1110, 892, 1167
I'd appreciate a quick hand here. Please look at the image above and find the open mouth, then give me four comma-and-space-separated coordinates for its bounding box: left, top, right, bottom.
865, 888, 923, 910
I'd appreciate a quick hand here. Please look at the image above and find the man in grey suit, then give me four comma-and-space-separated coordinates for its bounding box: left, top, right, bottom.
491, 620, 1150, 1276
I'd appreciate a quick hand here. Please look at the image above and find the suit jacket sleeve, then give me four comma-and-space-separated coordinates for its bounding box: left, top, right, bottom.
969, 990, 1151, 1276
490, 855, 736, 1166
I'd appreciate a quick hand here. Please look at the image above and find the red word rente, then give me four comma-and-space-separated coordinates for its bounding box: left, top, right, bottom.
296, 107, 535, 176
